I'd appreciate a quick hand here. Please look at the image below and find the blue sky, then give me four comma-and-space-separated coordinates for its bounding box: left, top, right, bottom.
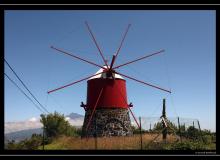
4, 10, 216, 131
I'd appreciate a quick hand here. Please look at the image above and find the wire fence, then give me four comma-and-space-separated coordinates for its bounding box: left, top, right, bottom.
70, 116, 212, 150
138, 116, 200, 131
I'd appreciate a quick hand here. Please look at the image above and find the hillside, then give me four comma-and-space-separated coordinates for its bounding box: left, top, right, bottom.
5, 128, 43, 143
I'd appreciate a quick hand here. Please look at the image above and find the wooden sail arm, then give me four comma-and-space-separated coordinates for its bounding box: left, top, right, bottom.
47, 71, 105, 94
51, 46, 106, 70
115, 71, 171, 93
113, 49, 165, 69
85, 21, 109, 68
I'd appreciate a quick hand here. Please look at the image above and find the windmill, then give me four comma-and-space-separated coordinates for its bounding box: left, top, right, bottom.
47, 22, 171, 137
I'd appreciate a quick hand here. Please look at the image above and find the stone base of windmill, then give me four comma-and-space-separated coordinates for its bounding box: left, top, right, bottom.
81, 108, 133, 137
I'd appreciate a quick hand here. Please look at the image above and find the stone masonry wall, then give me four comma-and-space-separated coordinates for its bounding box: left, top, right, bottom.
81, 108, 133, 137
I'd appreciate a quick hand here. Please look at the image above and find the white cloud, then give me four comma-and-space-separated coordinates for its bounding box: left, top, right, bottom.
5, 114, 84, 133
5, 120, 43, 134
65, 117, 70, 121
28, 117, 38, 122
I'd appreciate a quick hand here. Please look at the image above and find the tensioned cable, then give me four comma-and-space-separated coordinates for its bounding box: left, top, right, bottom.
52, 24, 81, 47
114, 80, 140, 128
119, 53, 177, 118
4, 73, 45, 114
4, 59, 49, 114
162, 52, 178, 117
46, 61, 95, 112
116, 57, 171, 118
48, 95, 65, 111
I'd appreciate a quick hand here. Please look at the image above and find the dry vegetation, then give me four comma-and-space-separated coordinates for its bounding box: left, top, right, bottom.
43, 133, 179, 150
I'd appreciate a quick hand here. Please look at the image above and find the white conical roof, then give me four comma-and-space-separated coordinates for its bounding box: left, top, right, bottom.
88, 65, 124, 80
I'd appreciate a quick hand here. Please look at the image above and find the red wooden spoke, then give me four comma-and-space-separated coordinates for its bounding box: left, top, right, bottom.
128, 107, 140, 128
113, 49, 165, 69
115, 71, 171, 93
85, 21, 109, 68
109, 55, 116, 70
86, 87, 104, 132
47, 71, 105, 94
51, 46, 106, 70
113, 24, 131, 67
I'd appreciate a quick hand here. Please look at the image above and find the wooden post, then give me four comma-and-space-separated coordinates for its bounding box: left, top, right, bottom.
94, 113, 97, 150
162, 99, 167, 142
162, 99, 166, 118
193, 121, 195, 128
150, 123, 151, 132
66, 124, 68, 136
197, 120, 204, 143
139, 117, 143, 150
177, 117, 182, 142
162, 119, 167, 142
42, 125, 45, 150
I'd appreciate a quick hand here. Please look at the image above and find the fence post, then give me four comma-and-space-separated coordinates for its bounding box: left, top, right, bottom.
177, 117, 182, 142
139, 117, 143, 150
94, 113, 97, 150
184, 123, 186, 131
42, 125, 45, 150
197, 120, 204, 143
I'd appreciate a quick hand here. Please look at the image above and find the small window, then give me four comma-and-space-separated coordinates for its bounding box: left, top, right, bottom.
101, 72, 107, 78
101, 72, 115, 79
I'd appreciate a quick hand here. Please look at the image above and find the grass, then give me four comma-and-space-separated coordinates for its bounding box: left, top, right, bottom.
38, 133, 216, 150
40, 133, 182, 150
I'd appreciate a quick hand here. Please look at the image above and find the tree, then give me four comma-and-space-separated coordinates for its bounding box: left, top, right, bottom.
40, 111, 79, 139
22, 134, 43, 149
152, 119, 178, 134
5, 134, 43, 150
5, 140, 17, 149
40, 111, 68, 138
186, 126, 200, 140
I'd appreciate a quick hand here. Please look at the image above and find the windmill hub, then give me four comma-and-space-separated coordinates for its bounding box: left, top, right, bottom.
102, 67, 116, 79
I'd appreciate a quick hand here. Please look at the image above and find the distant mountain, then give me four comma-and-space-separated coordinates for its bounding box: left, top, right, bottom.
65, 113, 84, 127
4, 112, 84, 143
5, 128, 43, 143
66, 113, 84, 119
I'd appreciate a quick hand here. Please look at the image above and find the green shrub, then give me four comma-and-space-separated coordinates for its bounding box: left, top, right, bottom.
6, 134, 43, 150
40, 112, 68, 138
163, 141, 209, 150
202, 135, 213, 144
40, 111, 81, 139
5, 140, 18, 149
152, 120, 178, 134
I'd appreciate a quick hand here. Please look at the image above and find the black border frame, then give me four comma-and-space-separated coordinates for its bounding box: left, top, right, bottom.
1, 4, 218, 156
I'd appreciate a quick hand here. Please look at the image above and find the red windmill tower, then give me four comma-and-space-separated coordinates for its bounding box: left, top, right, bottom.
48, 22, 171, 137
